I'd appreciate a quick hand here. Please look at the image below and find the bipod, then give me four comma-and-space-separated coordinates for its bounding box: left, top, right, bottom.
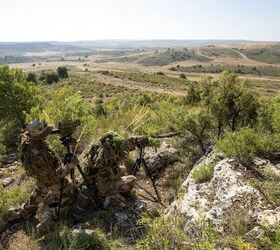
133, 147, 164, 207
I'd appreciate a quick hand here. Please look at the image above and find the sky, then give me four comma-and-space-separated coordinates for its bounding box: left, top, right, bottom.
0, 0, 280, 42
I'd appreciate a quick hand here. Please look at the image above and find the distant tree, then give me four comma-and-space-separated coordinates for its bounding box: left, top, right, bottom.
26, 72, 37, 83
57, 66, 69, 79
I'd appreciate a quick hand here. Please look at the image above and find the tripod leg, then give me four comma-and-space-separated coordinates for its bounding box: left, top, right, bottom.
141, 159, 162, 203
133, 160, 141, 176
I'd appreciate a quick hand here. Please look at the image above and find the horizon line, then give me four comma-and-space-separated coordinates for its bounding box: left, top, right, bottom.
0, 38, 279, 43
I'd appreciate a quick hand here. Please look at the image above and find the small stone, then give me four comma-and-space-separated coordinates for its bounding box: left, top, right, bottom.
246, 226, 265, 240
257, 209, 280, 228
253, 158, 268, 167
72, 228, 94, 236
7, 165, 17, 172
2, 177, 14, 187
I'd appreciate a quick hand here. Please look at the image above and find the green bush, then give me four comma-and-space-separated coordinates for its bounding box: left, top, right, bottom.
42, 225, 129, 250
0, 186, 29, 220
27, 87, 93, 153
178, 108, 214, 153
186, 84, 201, 105
217, 128, 276, 163
136, 212, 188, 250
26, 72, 37, 83
45, 72, 60, 84
57, 66, 69, 79
192, 164, 215, 183
210, 72, 259, 135
0, 65, 41, 126
179, 73, 186, 79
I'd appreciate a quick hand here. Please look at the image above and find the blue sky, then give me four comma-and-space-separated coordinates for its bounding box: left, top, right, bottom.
0, 0, 279, 41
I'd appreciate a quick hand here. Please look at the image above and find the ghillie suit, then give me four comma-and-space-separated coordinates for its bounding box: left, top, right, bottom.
5, 121, 77, 234
72, 132, 151, 220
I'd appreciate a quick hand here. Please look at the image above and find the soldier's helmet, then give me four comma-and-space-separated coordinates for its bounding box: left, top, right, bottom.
27, 120, 52, 138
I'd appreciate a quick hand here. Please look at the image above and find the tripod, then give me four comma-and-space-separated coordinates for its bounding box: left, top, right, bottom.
133, 147, 164, 206
56, 135, 95, 218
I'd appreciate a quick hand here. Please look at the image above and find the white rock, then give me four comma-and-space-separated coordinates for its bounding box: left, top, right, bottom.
257, 209, 280, 228
2, 177, 14, 187
180, 152, 268, 234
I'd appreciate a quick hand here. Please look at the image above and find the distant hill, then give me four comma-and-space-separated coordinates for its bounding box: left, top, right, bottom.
0, 40, 257, 54
66, 39, 254, 49
0, 42, 85, 53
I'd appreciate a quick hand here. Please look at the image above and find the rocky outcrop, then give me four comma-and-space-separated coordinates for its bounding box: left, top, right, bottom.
176, 150, 279, 238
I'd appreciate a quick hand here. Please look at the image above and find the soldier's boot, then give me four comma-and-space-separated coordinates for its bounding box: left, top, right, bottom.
117, 175, 137, 193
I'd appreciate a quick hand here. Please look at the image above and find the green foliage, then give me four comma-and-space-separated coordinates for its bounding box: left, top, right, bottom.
233, 237, 256, 250
192, 164, 214, 183
177, 108, 213, 153
45, 72, 60, 84
100, 70, 190, 92
136, 212, 189, 250
210, 72, 259, 136
0, 65, 41, 125
39, 71, 60, 84
42, 225, 114, 250
138, 48, 211, 66
26, 72, 37, 83
137, 92, 154, 106
173, 63, 280, 77
240, 45, 280, 64
94, 99, 107, 117
217, 128, 275, 163
186, 84, 201, 105
0, 186, 29, 220
179, 73, 187, 79
27, 87, 93, 152
57, 66, 69, 79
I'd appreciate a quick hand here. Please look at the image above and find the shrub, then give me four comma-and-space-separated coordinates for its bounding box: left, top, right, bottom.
26, 72, 37, 83
217, 128, 275, 164
192, 164, 214, 183
27, 87, 93, 153
0, 186, 29, 220
57, 66, 69, 79
0, 65, 41, 131
178, 109, 214, 153
210, 72, 259, 134
136, 212, 188, 250
186, 84, 201, 105
45, 72, 59, 84
179, 73, 186, 79
42, 226, 110, 250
